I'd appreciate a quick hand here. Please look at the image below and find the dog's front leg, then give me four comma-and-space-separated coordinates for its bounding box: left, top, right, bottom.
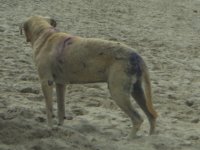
41, 81, 54, 127
56, 83, 66, 125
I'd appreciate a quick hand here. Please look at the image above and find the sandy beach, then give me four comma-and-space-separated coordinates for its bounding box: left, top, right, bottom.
0, 0, 200, 149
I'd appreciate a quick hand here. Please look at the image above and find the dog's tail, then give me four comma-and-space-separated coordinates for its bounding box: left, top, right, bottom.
142, 63, 158, 118
129, 52, 157, 119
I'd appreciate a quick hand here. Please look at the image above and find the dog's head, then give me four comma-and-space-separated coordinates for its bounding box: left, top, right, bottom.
19, 15, 57, 42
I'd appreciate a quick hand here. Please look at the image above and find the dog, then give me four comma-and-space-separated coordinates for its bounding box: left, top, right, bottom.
20, 15, 157, 138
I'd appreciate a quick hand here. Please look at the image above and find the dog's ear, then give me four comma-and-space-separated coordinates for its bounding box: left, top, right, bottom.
50, 18, 57, 27
23, 22, 31, 42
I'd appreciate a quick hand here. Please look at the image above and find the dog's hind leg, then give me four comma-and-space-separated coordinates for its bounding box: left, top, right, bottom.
131, 79, 157, 135
56, 83, 66, 125
108, 63, 143, 138
41, 81, 54, 127
128, 52, 157, 135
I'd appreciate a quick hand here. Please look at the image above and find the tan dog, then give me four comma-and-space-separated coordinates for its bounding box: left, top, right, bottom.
20, 15, 157, 137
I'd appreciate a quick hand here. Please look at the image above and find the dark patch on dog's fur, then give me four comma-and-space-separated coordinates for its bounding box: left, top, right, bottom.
98, 52, 104, 55
82, 62, 87, 68
58, 59, 64, 64
48, 80, 53, 86
132, 80, 155, 119
63, 37, 72, 46
58, 65, 63, 73
52, 73, 56, 79
56, 37, 72, 64
97, 70, 105, 74
66, 41, 72, 45
128, 52, 143, 77
72, 71, 78, 74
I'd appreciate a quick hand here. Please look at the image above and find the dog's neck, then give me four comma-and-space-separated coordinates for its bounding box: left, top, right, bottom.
31, 27, 59, 58
30, 26, 59, 46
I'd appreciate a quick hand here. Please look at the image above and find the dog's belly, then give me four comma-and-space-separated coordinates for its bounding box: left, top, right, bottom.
52, 59, 109, 84
54, 69, 107, 84
68, 71, 107, 84
69, 61, 109, 83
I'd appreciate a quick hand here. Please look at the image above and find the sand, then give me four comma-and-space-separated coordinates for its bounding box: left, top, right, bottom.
0, 0, 200, 149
